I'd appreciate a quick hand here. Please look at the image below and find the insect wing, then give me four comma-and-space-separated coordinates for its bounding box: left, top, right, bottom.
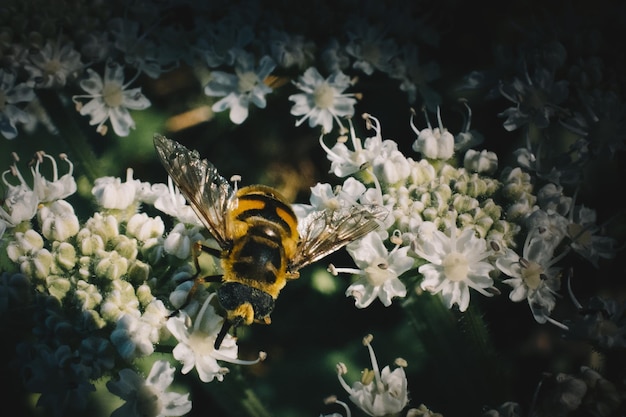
153, 134, 234, 249
289, 205, 388, 272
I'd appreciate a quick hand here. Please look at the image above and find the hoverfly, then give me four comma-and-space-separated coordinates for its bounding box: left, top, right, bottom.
153, 135, 386, 349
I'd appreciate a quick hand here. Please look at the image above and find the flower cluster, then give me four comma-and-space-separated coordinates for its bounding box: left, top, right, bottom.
0, 152, 263, 416
2, 1, 626, 417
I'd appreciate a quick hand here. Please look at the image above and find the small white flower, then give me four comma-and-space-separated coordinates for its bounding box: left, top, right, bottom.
107, 360, 192, 417
320, 114, 397, 180
31, 152, 77, 202
108, 18, 175, 79
268, 29, 315, 69
337, 334, 409, 416
195, 19, 253, 68
153, 177, 204, 226
288, 67, 357, 133
7, 229, 53, 280
110, 313, 155, 360
412, 224, 496, 312
24, 39, 83, 88
204, 52, 275, 124
163, 222, 205, 260
463, 149, 498, 175
0, 68, 35, 139
166, 293, 264, 383
100, 279, 140, 322
292, 177, 367, 219
345, 21, 399, 76
411, 107, 454, 160
1, 160, 40, 227
331, 232, 411, 308
72, 61, 151, 136
495, 234, 567, 328
37, 200, 80, 242
126, 213, 166, 242
92, 168, 142, 210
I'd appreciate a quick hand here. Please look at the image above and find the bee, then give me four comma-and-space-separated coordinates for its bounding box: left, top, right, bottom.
153, 134, 386, 349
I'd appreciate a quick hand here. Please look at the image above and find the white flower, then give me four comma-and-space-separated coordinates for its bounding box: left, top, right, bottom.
268, 29, 315, 69
24, 39, 83, 88
152, 177, 204, 226
100, 279, 140, 322
195, 19, 253, 68
495, 234, 567, 328
463, 149, 498, 175
107, 360, 192, 417
319, 114, 396, 180
7, 229, 53, 280
412, 224, 496, 312
0, 68, 35, 139
345, 21, 399, 76
72, 61, 151, 136
1, 161, 39, 227
110, 314, 155, 360
31, 152, 77, 202
37, 200, 80, 242
292, 177, 367, 220
92, 168, 142, 210
204, 52, 275, 124
108, 18, 172, 79
411, 107, 454, 160
337, 335, 409, 416
110, 298, 169, 360
126, 213, 166, 242
288, 67, 357, 133
163, 222, 205, 260
166, 293, 264, 383
566, 205, 617, 267
330, 232, 411, 308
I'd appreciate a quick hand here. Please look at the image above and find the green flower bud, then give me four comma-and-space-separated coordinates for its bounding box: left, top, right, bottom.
128, 259, 150, 285
95, 250, 128, 281
38, 200, 80, 242
77, 228, 105, 255
110, 234, 138, 260
52, 241, 77, 271
46, 274, 71, 301
75, 279, 103, 310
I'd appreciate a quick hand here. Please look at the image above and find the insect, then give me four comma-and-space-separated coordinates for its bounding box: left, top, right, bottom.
153, 134, 387, 349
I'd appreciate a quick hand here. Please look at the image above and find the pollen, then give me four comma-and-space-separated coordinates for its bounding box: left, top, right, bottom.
237, 71, 259, 93
442, 251, 469, 282
102, 82, 124, 108
313, 82, 335, 109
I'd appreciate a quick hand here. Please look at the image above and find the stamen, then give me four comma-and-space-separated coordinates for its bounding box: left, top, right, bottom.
545, 315, 569, 331
336, 362, 354, 395
59, 154, 74, 175
230, 175, 241, 193
319, 134, 346, 161
436, 106, 443, 130
394, 357, 408, 368
566, 268, 583, 309
421, 106, 432, 130
362, 334, 383, 391
347, 117, 361, 152
213, 349, 267, 365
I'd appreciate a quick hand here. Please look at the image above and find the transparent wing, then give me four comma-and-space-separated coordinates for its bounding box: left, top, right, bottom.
289, 205, 388, 272
153, 134, 234, 249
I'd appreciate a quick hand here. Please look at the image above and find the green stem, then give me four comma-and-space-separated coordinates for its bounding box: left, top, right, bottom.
204, 366, 273, 417
401, 291, 510, 411
36, 89, 104, 183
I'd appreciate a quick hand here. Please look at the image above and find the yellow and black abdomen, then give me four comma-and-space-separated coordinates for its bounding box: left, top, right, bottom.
221, 185, 299, 298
